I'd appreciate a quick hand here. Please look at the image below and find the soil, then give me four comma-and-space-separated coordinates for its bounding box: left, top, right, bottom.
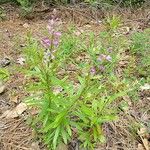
0, 3, 150, 150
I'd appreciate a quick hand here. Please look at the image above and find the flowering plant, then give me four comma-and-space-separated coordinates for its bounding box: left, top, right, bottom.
22, 19, 129, 150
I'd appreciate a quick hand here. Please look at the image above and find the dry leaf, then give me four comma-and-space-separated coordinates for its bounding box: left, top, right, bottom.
30, 142, 40, 150
0, 81, 5, 94
17, 57, 25, 65
56, 143, 68, 150
23, 23, 29, 28
140, 84, 150, 90
123, 95, 132, 106
53, 86, 63, 95
11, 95, 19, 103
142, 139, 149, 150
138, 127, 150, 150
138, 143, 145, 150
1, 102, 27, 118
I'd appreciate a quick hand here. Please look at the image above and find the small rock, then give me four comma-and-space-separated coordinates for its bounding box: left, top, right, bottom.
0, 58, 10, 67
20, 44, 26, 47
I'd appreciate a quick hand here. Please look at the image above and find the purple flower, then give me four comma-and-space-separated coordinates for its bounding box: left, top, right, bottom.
46, 52, 51, 56
54, 32, 61, 37
42, 38, 51, 48
97, 56, 102, 61
99, 65, 105, 72
98, 54, 106, 61
90, 67, 96, 75
48, 19, 55, 26
53, 40, 59, 47
106, 55, 112, 61
107, 47, 113, 53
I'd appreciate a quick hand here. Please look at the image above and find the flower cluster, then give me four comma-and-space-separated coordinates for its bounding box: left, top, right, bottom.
97, 54, 112, 62
90, 53, 112, 75
41, 18, 61, 64
90, 65, 105, 75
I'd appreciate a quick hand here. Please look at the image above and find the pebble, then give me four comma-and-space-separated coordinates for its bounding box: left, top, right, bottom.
0, 57, 10, 67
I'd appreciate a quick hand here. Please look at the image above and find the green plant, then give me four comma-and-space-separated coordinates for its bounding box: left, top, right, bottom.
130, 28, 150, 79
0, 68, 10, 81
18, 0, 33, 16
21, 19, 129, 150
104, 15, 122, 31
0, 7, 6, 21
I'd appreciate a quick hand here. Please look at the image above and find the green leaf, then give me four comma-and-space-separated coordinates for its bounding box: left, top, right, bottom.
81, 105, 94, 116
0, 68, 9, 80
61, 128, 68, 144
53, 126, 60, 149
66, 124, 72, 136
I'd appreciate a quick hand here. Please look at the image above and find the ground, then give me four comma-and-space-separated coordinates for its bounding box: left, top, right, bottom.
0, 3, 150, 150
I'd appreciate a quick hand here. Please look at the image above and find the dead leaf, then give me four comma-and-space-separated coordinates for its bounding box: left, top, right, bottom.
53, 86, 63, 95
11, 95, 19, 103
1, 102, 27, 118
138, 127, 150, 150
138, 143, 145, 150
140, 84, 150, 90
123, 95, 132, 106
23, 23, 29, 28
0, 81, 5, 94
142, 139, 149, 150
56, 143, 68, 150
30, 142, 40, 150
17, 57, 25, 65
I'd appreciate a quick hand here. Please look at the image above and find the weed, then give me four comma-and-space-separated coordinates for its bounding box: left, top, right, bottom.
21, 18, 130, 150
0, 7, 6, 21
104, 15, 122, 31
130, 29, 150, 79
0, 68, 10, 81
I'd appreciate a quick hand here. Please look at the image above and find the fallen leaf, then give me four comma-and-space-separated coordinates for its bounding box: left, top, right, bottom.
30, 142, 40, 150
142, 138, 149, 150
11, 95, 19, 103
17, 57, 25, 65
140, 84, 150, 90
138, 143, 145, 150
0, 81, 5, 94
23, 23, 29, 28
56, 143, 68, 150
138, 127, 150, 150
53, 86, 63, 95
1, 102, 27, 118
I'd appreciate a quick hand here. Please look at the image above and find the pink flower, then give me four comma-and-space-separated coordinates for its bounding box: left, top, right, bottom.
53, 40, 59, 47
42, 38, 51, 48
90, 67, 96, 75
48, 19, 55, 26
106, 55, 112, 61
98, 54, 106, 61
107, 47, 113, 53
99, 65, 105, 72
54, 32, 61, 37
